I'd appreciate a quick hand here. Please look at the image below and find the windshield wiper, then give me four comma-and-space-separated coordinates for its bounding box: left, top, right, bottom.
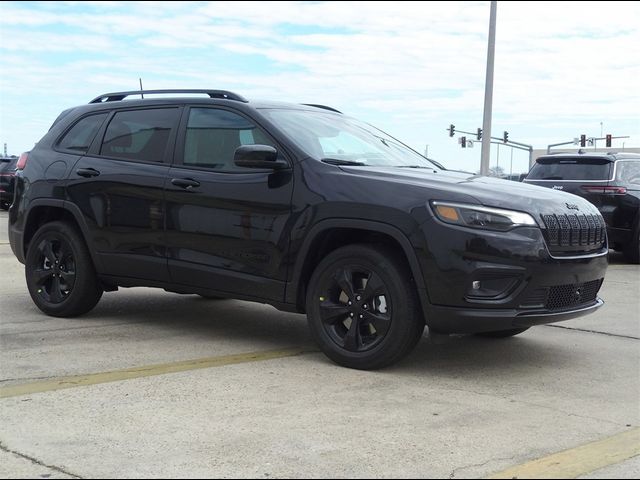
321, 158, 367, 166
396, 165, 438, 172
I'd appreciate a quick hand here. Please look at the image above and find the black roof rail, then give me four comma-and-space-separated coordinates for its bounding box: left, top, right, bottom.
302, 103, 342, 114
89, 89, 248, 104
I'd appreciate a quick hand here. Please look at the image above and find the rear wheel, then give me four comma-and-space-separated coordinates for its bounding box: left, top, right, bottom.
476, 327, 530, 338
623, 224, 640, 264
25, 221, 103, 317
306, 244, 424, 370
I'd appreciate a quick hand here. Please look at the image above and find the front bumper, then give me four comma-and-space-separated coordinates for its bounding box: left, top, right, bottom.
416, 218, 608, 334
426, 298, 603, 334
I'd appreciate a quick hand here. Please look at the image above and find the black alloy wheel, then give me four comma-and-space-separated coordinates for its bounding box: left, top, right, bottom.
26, 221, 103, 317
31, 236, 76, 304
306, 244, 424, 370
317, 265, 391, 353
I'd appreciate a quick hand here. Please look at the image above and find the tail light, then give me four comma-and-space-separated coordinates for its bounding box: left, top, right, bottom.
16, 152, 29, 170
581, 185, 627, 195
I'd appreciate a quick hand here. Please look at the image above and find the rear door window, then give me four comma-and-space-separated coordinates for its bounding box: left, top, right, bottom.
527, 158, 612, 180
100, 108, 179, 163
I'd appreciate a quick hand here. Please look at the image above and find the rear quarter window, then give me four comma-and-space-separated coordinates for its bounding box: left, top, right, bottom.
58, 113, 108, 153
527, 158, 612, 180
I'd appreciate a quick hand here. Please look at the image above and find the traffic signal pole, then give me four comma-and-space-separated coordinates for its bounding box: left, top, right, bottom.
480, 1, 497, 176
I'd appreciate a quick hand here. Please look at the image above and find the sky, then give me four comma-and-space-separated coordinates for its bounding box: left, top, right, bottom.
0, 0, 639, 174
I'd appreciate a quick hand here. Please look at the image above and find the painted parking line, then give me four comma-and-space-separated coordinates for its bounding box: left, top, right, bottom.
0, 347, 311, 399
487, 427, 640, 479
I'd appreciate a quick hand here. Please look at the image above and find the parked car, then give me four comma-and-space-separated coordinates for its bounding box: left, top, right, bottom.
8, 89, 609, 369
0, 156, 19, 210
524, 152, 640, 263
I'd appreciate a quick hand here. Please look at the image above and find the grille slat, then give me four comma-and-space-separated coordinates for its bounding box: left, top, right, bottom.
577, 215, 588, 245
541, 213, 606, 254
586, 215, 597, 244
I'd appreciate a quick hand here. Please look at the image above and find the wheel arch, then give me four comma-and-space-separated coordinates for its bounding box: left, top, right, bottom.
22, 200, 103, 272
287, 219, 429, 314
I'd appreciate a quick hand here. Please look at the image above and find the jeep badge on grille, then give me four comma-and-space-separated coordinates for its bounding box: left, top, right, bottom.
566, 203, 579, 210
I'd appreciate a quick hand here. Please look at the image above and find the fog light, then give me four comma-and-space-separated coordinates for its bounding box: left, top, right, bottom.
466, 276, 520, 300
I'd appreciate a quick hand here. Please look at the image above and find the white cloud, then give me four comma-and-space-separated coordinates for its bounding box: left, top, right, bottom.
0, 0, 638, 172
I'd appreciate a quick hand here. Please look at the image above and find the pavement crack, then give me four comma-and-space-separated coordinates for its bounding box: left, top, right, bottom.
543, 324, 639, 340
0, 376, 56, 384
0, 440, 83, 478
449, 455, 518, 478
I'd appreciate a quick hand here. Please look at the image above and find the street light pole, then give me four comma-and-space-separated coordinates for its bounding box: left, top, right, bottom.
480, 0, 497, 176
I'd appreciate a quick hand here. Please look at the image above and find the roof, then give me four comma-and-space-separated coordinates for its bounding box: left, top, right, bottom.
84, 89, 341, 114
537, 151, 640, 161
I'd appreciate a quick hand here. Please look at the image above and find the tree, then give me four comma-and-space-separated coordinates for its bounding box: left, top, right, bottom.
488, 165, 505, 177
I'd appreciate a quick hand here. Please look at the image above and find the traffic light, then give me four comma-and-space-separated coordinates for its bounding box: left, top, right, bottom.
606, 134, 612, 148
449, 124, 456, 137
503, 131, 509, 143
477, 128, 482, 140
461, 136, 467, 148
580, 134, 586, 147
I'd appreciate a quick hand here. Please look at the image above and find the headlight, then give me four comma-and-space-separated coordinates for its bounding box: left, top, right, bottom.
431, 201, 537, 231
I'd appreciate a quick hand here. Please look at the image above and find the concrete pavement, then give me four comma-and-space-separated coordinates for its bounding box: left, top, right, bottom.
1, 210, 638, 478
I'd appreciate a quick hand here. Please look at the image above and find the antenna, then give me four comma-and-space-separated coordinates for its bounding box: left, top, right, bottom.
139, 78, 144, 99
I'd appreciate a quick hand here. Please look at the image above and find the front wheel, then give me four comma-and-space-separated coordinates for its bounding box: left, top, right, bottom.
25, 221, 103, 317
306, 244, 425, 370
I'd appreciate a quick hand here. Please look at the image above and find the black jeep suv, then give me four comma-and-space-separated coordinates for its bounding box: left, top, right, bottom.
524, 152, 640, 263
8, 89, 609, 369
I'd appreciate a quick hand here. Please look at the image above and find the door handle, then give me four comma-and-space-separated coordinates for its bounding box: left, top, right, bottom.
76, 168, 100, 178
171, 178, 200, 189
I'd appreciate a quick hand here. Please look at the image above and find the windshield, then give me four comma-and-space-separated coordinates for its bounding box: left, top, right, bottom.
262, 109, 440, 169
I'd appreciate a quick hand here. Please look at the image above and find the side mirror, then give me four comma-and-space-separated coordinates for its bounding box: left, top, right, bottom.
234, 145, 288, 170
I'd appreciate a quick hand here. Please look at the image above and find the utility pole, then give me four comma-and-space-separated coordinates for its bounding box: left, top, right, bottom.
480, 1, 497, 176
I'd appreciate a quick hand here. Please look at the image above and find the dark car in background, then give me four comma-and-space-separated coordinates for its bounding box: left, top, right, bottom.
8, 89, 609, 369
524, 152, 640, 263
0, 156, 19, 210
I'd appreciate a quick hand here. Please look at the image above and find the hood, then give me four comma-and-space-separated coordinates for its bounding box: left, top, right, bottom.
339, 166, 601, 217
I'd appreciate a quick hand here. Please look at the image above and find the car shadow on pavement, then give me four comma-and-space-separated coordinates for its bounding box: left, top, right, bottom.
2, 286, 608, 377
76, 288, 314, 348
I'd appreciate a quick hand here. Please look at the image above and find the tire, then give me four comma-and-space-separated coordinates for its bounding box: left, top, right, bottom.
623, 224, 640, 264
305, 244, 425, 370
25, 221, 103, 317
198, 294, 227, 300
0, 201, 9, 211
476, 327, 530, 338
